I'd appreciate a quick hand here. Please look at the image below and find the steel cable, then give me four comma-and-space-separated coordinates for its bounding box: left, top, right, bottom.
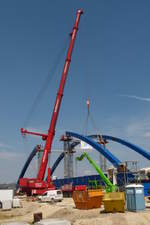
23, 37, 69, 128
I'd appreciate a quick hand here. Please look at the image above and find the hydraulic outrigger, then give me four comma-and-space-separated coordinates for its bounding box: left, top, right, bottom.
19, 9, 83, 195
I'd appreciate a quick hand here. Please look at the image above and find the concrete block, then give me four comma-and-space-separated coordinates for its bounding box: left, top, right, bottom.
13, 198, 21, 208
2, 200, 12, 210
35, 219, 71, 225
1, 222, 29, 225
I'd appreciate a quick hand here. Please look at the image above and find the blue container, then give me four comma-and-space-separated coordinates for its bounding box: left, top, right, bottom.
125, 184, 145, 211
141, 181, 150, 196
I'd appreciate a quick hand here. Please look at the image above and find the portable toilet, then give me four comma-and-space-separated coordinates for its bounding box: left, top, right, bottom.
125, 184, 145, 211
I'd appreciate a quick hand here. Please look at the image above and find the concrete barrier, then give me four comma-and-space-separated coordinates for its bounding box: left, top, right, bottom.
35, 219, 71, 225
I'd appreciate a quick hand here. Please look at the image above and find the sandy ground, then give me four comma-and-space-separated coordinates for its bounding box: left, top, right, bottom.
0, 197, 150, 225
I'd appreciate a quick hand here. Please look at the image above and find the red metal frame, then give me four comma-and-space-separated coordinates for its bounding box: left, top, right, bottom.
20, 128, 48, 140
19, 9, 83, 195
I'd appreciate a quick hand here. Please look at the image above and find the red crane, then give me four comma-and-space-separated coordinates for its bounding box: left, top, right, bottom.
19, 9, 83, 195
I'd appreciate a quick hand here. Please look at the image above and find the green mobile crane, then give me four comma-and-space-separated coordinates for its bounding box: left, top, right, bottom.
76, 152, 117, 193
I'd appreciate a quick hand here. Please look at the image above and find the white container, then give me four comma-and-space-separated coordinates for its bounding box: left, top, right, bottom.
13, 198, 21, 208
35, 219, 71, 225
0, 189, 14, 201
2, 200, 12, 210
1, 222, 29, 225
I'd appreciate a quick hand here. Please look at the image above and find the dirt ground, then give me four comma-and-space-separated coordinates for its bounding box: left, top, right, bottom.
0, 197, 150, 225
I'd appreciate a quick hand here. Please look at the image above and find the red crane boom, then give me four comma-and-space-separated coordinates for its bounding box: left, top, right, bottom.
38, 9, 83, 181
19, 9, 83, 195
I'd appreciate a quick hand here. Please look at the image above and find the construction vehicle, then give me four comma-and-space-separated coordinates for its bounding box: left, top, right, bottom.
19, 9, 83, 195
76, 152, 117, 192
38, 189, 63, 203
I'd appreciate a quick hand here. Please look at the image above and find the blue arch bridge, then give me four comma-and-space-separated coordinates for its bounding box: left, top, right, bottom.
18, 131, 150, 196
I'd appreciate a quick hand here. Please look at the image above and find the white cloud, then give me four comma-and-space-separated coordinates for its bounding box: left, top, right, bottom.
0, 151, 18, 160
144, 132, 150, 138
0, 142, 12, 149
125, 118, 150, 139
0, 141, 25, 161
120, 94, 150, 102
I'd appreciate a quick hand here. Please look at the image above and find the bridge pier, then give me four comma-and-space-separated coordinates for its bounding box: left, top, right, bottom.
64, 140, 74, 178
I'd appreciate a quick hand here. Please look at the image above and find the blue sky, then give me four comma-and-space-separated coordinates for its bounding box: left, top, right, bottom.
1, 0, 150, 182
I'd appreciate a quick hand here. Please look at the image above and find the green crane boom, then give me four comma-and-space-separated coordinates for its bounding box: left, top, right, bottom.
76, 152, 117, 192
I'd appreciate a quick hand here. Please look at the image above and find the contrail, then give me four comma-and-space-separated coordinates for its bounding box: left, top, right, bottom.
120, 95, 150, 102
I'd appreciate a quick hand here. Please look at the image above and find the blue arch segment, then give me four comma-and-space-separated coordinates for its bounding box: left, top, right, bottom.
18, 133, 150, 184
51, 152, 65, 176
51, 133, 150, 176
66, 131, 121, 167
90, 135, 150, 161
17, 146, 38, 186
